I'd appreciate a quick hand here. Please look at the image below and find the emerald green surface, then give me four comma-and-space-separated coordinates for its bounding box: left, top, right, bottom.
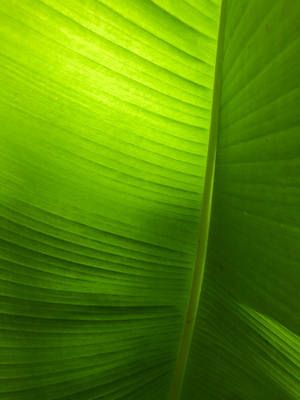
0, 0, 299, 399
181, 1, 300, 399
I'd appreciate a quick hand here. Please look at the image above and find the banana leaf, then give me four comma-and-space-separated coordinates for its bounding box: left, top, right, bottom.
0, 1, 299, 399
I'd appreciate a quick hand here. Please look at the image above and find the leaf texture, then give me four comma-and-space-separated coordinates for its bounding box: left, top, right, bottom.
0, 0, 221, 399
181, 1, 300, 399
1, 0, 300, 399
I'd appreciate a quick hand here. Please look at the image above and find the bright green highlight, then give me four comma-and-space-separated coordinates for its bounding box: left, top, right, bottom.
0, 0, 220, 399
0, 0, 299, 399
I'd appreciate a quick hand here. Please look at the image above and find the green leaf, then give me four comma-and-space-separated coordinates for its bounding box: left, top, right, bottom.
181, 1, 300, 399
0, 1, 299, 399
